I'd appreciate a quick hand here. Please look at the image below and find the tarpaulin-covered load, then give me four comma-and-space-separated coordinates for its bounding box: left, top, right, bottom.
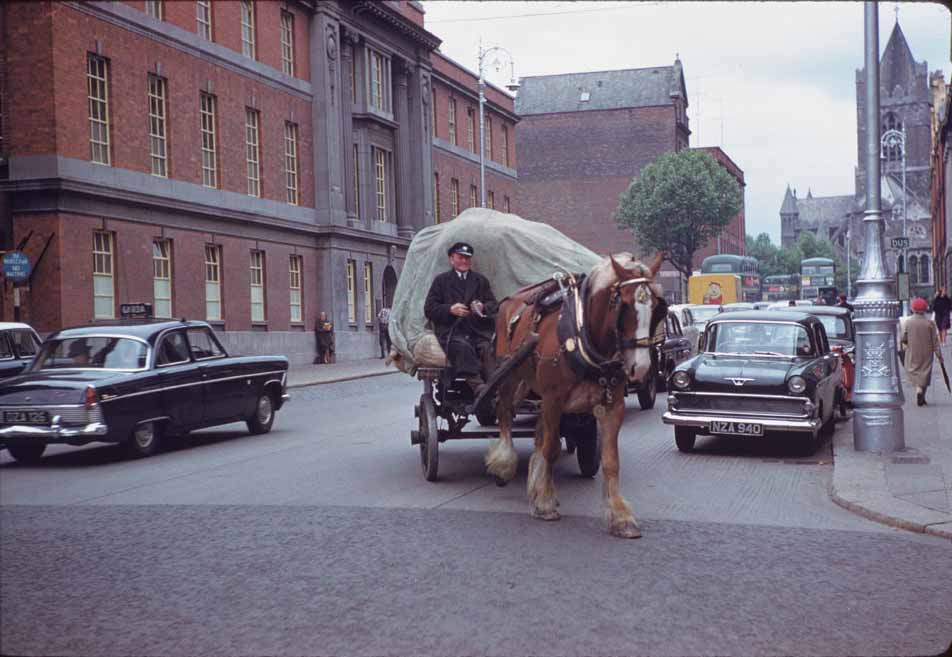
389, 208, 602, 373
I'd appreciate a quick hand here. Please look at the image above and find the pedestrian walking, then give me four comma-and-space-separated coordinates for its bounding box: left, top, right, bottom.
901, 297, 945, 406
933, 287, 951, 345
314, 311, 335, 364
836, 293, 854, 313
377, 304, 392, 358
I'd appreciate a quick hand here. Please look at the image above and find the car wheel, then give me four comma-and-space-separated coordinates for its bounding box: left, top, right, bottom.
6, 442, 46, 464
247, 392, 276, 435
637, 374, 657, 410
126, 421, 162, 458
674, 427, 696, 452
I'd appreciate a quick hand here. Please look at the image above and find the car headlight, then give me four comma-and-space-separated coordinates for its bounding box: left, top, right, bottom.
787, 375, 807, 394
671, 371, 691, 390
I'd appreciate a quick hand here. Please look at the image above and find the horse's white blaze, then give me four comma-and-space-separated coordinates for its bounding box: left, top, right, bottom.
625, 284, 653, 382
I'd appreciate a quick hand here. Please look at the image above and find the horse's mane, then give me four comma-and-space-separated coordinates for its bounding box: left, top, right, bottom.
588, 253, 652, 297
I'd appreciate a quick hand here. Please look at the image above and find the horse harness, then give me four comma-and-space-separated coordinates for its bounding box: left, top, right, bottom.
506, 270, 666, 415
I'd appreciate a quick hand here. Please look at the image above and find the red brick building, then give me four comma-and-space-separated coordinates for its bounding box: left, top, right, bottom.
690, 146, 746, 266
0, 0, 518, 362
514, 61, 745, 300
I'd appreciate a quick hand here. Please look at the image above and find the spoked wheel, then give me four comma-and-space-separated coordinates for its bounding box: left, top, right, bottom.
637, 374, 657, 410
418, 394, 439, 482
562, 414, 600, 478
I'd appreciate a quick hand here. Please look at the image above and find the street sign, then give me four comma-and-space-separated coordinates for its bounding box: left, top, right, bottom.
891, 237, 910, 249
2, 251, 31, 282
120, 302, 153, 319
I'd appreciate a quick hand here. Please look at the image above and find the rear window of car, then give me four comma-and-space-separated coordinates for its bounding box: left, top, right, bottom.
35, 337, 148, 371
817, 315, 849, 339
710, 322, 813, 357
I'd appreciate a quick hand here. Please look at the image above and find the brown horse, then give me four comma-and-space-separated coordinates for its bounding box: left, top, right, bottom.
485, 253, 666, 538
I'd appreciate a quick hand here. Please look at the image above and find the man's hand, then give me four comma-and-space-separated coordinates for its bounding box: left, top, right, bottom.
450, 303, 471, 317
470, 300, 485, 317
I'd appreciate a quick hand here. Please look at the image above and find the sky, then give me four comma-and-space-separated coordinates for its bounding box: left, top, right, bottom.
420, 1, 952, 245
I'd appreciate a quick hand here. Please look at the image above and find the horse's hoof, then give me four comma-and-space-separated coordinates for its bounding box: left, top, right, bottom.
494, 475, 508, 487
610, 521, 642, 539
531, 508, 561, 521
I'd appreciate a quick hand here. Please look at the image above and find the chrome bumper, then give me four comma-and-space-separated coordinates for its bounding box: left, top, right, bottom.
0, 422, 109, 441
281, 393, 291, 402
661, 411, 821, 433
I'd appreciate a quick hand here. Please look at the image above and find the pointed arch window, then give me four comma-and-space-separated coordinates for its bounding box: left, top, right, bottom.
881, 113, 903, 164
897, 254, 905, 274
908, 255, 919, 285
919, 254, 930, 285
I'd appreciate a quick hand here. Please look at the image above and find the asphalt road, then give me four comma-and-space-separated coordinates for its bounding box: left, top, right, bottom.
2, 375, 950, 657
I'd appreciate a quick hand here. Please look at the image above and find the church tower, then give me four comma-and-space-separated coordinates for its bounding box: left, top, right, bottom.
780, 185, 799, 249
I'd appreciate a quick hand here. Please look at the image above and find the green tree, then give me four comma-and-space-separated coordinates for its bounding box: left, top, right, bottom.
616, 149, 743, 282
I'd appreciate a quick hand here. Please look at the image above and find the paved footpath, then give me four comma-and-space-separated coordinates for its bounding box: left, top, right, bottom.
832, 342, 952, 539
287, 357, 397, 388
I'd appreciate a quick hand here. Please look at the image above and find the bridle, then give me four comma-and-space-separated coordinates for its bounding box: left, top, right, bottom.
609, 277, 666, 354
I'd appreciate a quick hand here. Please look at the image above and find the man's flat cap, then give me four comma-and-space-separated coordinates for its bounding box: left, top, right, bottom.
448, 242, 475, 257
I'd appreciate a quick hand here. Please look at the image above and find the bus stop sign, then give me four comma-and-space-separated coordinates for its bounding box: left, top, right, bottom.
2, 251, 31, 283
891, 237, 910, 249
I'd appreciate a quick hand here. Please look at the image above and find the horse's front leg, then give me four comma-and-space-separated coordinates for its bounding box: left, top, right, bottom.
485, 378, 520, 485
599, 393, 641, 538
528, 395, 562, 521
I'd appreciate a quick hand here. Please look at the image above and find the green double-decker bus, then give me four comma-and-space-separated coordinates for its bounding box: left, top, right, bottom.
800, 257, 836, 301
700, 254, 761, 303
763, 274, 801, 302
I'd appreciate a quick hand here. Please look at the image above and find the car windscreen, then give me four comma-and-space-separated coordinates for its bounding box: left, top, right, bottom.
9, 329, 40, 357
691, 306, 721, 323
711, 322, 813, 357
34, 337, 148, 370
816, 315, 849, 339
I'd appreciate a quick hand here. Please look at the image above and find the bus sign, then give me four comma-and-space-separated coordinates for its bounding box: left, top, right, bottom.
891, 237, 910, 249
2, 251, 31, 283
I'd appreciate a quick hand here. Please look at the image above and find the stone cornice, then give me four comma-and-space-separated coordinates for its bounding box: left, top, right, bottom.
352, 1, 441, 51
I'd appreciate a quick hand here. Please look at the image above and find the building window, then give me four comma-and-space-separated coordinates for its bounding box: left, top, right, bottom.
502, 124, 510, 167
289, 255, 303, 323
470, 184, 478, 208
205, 245, 222, 321
448, 98, 457, 146
366, 48, 391, 113
431, 87, 437, 137
487, 190, 494, 209
240, 0, 256, 59
280, 10, 295, 76
346, 260, 357, 324
145, 0, 163, 20
353, 144, 361, 218
485, 116, 493, 160
153, 239, 172, 318
200, 93, 218, 188
350, 51, 358, 104
920, 254, 930, 285
363, 262, 373, 325
909, 255, 919, 285
92, 231, 115, 319
196, 0, 213, 40
245, 108, 260, 197
250, 250, 265, 322
87, 54, 111, 165
882, 113, 903, 164
504, 195, 511, 213
372, 146, 391, 222
148, 75, 168, 177
451, 178, 460, 218
284, 122, 299, 205
467, 108, 475, 152
434, 173, 441, 223
898, 254, 905, 274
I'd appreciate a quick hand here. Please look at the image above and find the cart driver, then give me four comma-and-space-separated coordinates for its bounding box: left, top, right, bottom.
424, 241, 498, 394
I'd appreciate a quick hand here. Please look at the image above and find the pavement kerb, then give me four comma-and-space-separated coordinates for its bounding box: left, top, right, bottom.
287, 368, 400, 389
830, 489, 952, 539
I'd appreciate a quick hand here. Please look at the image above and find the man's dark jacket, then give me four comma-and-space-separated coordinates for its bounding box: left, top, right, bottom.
424, 269, 498, 343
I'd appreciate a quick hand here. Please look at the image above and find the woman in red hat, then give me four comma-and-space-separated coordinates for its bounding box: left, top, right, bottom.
901, 297, 945, 406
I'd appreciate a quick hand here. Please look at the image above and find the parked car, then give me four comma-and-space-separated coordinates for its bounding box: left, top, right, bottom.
0, 320, 290, 463
668, 304, 701, 355
721, 302, 756, 313
662, 310, 842, 454
686, 303, 722, 351
628, 310, 694, 410
0, 323, 42, 379
801, 305, 854, 405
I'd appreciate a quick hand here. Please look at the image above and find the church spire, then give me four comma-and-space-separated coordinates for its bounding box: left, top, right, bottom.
780, 185, 798, 215
880, 20, 917, 95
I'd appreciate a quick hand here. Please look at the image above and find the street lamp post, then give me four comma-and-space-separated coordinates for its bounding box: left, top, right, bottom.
477, 41, 517, 207
881, 126, 908, 311
852, 2, 905, 453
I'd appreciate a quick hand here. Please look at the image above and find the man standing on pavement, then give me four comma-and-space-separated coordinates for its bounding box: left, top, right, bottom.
424, 242, 498, 394
377, 303, 392, 359
314, 312, 335, 364
933, 288, 951, 345
901, 297, 945, 406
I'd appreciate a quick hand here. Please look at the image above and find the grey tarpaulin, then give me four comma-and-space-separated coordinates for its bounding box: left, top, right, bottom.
388, 208, 603, 373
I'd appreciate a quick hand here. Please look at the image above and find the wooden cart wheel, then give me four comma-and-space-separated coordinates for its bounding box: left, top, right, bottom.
562, 414, 600, 478
419, 394, 439, 482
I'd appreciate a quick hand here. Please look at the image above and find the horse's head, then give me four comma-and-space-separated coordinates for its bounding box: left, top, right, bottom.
606, 252, 667, 384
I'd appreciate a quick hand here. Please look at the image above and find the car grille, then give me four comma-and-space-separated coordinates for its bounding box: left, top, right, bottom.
0, 405, 103, 426
672, 394, 808, 417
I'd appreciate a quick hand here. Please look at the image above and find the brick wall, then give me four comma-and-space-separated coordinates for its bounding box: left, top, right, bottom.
4, 2, 57, 156
515, 105, 676, 255
432, 150, 517, 222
